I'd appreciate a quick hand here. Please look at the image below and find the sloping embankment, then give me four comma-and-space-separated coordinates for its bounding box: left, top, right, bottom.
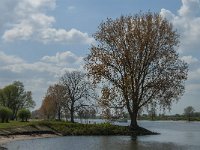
0, 125, 59, 137
0, 121, 158, 137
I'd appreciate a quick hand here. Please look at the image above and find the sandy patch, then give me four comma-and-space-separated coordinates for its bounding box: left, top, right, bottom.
0, 134, 58, 145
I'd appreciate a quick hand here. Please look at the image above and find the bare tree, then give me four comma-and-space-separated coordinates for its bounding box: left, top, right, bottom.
60, 71, 93, 123
147, 102, 157, 120
85, 12, 188, 129
77, 107, 96, 123
184, 106, 195, 121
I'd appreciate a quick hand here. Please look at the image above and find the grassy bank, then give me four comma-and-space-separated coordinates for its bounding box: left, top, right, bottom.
0, 120, 156, 137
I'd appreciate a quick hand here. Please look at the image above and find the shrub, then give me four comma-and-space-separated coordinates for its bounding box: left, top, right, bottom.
0, 106, 13, 123
18, 109, 31, 122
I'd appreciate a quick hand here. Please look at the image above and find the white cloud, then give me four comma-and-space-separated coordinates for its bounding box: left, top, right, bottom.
42, 51, 83, 65
160, 8, 176, 21
160, 0, 200, 113
0, 51, 24, 64
160, 0, 200, 89
2, 62, 58, 74
39, 28, 94, 44
1, 0, 93, 45
0, 51, 83, 75
31, 13, 55, 27
23, 0, 56, 10
0, 0, 19, 28
181, 55, 198, 64
2, 21, 33, 41
0, 50, 83, 108
178, 0, 200, 17
160, 0, 200, 54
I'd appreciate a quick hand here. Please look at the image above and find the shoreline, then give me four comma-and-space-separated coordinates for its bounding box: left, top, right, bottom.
0, 120, 157, 147
0, 133, 59, 145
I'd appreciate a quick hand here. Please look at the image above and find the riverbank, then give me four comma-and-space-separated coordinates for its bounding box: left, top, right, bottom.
0, 120, 157, 145
0, 134, 58, 145
2, 121, 200, 150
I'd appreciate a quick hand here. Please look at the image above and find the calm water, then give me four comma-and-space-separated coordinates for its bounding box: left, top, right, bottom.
2, 121, 200, 150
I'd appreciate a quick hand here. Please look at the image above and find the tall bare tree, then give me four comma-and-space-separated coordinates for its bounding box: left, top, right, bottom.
60, 71, 93, 123
85, 12, 188, 129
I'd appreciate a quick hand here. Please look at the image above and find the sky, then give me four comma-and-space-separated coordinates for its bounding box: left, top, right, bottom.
0, 0, 200, 114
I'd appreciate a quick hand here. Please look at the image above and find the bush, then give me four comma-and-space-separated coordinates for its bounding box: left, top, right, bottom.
18, 109, 31, 122
0, 106, 13, 123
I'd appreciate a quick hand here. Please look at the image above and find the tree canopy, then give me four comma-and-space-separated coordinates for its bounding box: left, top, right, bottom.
40, 84, 66, 120
39, 71, 95, 122
0, 81, 35, 120
60, 71, 94, 123
85, 12, 188, 128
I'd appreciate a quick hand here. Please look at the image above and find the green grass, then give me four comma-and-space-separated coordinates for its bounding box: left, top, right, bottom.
0, 121, 35, 129
31, 121, 131, 136
0, 120, 155, 136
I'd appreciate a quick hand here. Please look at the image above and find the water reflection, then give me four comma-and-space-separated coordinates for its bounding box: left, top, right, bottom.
131, 135, 137, 141
3, 136, 200, 150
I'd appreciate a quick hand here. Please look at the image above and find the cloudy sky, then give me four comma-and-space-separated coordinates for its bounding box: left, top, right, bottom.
0, 0, 200, 114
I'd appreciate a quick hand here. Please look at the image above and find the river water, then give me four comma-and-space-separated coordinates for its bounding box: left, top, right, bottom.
2, 121, 200, 150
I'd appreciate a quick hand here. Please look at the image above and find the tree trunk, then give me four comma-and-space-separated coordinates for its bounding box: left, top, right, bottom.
70, 108, 74, 123
70, 101, 75, 123
58, 106, 61, 121
130, 110, 139, 129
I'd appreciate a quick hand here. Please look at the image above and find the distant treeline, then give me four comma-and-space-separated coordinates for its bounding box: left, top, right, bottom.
138, 112, 200, 121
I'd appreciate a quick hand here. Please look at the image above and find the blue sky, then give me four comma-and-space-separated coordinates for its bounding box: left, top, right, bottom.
0, 0, 200, 114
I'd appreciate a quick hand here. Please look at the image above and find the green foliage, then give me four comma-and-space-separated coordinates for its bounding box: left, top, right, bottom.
17, 109, 31, 122
0, 106, 13, 123
0, 121, 28, 128
0, 81, 35, 120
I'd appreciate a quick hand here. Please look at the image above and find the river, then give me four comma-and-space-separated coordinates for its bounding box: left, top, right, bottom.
2, 120, 200, 150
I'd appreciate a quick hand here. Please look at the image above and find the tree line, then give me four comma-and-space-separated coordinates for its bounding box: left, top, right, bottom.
138, 106, 199, 121
37, 71, 96, 123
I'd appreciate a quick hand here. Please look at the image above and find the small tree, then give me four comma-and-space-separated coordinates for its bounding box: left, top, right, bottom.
0, 106, 12, 123
40, 95, 57, 120
184, 106, 195, 121
0, 81, 35, 120
18, 109, 31, 122
147, 102, 157, 120
45, 84, 66, 121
